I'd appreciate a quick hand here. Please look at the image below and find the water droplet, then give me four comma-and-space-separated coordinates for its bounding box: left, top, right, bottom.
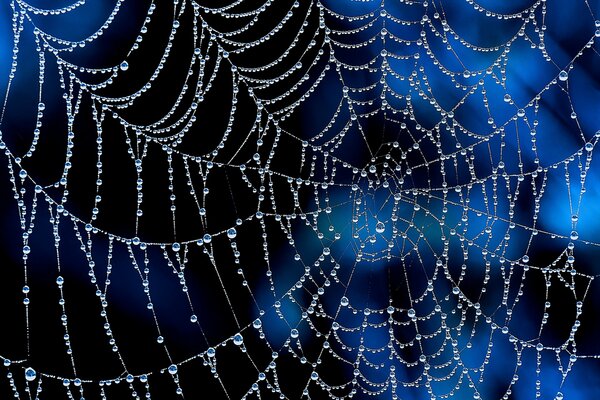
340, 296, 349, 306
207, 347, 216, 357
203, 234, 212, 244
120, 61, 129, 71
290, 329, 299, 338
375, 221, 385, 233
233, 333, 243, 346
536, 343, 544, 351
570, 231, 579, 241
227, 228, 237, 239
407, 308, 416, 318
172, 242, 180, 251
558, 70, 568, 81
585, 143, 593, 152
19, 170, 27, 179
190, 314, 197, 323
25, 367, 37, 381
253, 319, 262, 329
167, 364, 178, 375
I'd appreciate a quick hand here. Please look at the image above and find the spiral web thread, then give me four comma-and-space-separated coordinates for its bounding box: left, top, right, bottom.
1, 0, 600, 399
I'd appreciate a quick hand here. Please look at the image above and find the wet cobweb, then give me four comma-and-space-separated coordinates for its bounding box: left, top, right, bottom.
1, 0, 600, 399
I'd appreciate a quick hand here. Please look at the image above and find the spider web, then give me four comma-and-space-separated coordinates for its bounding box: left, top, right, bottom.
1, 0, 600, 399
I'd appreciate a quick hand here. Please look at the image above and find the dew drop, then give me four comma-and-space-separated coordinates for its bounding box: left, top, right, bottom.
558, 70, 568, 81
536, 343, 544, 351
227, 228, 237, 239
570, 231, 579, 241
25, 367, 37, 381
233, 333, 243, 346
